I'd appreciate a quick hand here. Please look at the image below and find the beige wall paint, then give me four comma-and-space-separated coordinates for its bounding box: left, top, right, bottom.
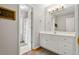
0, 4, 18, 55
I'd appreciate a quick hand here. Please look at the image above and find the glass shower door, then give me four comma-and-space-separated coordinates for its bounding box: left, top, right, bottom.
19, 5, 32, 54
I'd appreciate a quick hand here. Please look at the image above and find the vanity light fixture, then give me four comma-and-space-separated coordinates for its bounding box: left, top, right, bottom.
48, 8, 52, 14
48, 5, 64, 14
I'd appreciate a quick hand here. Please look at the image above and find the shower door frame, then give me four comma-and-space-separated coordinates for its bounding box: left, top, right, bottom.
18, 4, 33, 55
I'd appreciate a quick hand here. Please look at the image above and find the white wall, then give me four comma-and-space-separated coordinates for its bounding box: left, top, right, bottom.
0, 4, 18, 55
45, 7, 54, 32
31, 5, 45, 49
75, 5, 79, 55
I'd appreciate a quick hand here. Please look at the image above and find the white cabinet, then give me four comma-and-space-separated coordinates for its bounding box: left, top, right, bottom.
40, 33, 59, 54
40, 33, 75, 55
58, 36, 75, 55
46, 35, 59, 53
40, 34, 47, 48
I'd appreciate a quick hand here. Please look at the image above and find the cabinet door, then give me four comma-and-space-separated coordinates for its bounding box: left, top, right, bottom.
40, 34, 59, 53
40, 33, 47, 48
46, 35, 59, 53
58, 36, 65, 55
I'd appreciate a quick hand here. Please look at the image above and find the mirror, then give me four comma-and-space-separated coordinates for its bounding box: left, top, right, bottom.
55, 12, 75, 32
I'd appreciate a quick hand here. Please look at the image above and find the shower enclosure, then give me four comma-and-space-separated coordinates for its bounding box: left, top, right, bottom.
19, 5, 32, 54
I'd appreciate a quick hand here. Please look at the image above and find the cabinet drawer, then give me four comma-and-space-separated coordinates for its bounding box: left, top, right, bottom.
58, 48, 73, 55
63, 38, 74, 45
58, 37, 74, 55
64, 43, 73, 49
59, 42, 73, 52
63, 49, 73, 55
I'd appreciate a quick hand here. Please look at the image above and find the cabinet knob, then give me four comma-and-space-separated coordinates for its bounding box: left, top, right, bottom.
64, 39, 66, 40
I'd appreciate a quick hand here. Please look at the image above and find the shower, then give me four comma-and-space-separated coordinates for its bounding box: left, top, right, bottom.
19, 4, 32, 54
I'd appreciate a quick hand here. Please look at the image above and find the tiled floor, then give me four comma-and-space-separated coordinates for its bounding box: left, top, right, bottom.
23, 47, 58, 55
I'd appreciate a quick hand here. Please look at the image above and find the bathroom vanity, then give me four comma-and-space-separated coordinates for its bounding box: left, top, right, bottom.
40, 32, 76, 55
40, 5, 76, 55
